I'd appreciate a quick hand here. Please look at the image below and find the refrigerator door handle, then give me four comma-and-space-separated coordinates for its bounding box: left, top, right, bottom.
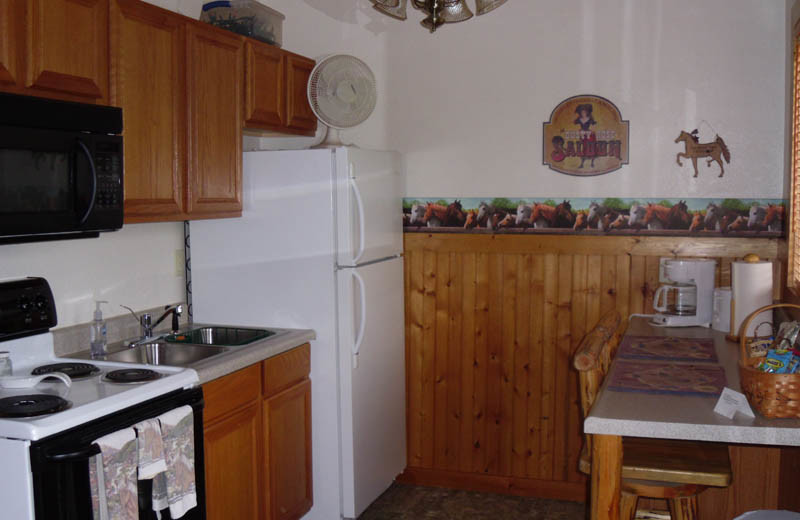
352, 269, 367, 369
349, 164, 366, 264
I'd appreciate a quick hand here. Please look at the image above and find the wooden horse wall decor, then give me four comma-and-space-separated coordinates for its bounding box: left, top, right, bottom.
675, 130, 731, 178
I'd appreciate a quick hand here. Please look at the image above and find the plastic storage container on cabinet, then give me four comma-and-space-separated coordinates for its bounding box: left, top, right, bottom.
200, 0, 284, 47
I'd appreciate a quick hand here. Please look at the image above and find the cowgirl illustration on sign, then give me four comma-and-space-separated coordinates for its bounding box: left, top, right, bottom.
574, 103, 597, 169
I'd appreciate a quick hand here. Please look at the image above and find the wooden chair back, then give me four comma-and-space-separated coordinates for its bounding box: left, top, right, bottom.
572, 310, 626, 456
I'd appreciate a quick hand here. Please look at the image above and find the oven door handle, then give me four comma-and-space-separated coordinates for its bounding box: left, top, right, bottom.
75, 138, 98, 225
45, 443, 101, 462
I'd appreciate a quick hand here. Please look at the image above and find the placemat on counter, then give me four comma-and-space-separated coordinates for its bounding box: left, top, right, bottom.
617, 336, 717, 363
607, 359, 726, 397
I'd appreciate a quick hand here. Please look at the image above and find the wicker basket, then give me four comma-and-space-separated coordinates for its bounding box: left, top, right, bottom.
738, 303, 800, 419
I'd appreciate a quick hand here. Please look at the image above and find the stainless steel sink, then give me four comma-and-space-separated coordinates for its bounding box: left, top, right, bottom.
164, 326, 275, 346
103, 342, 226, 366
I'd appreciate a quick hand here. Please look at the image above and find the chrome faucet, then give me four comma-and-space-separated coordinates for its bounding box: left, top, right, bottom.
121, 304, 183, 348
154, 304, 183, 333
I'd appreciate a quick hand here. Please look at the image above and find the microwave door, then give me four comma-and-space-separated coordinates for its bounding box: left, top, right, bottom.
0, 127, 91, 237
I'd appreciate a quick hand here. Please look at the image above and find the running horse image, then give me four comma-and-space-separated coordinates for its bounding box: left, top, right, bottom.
675, 130, 731, 178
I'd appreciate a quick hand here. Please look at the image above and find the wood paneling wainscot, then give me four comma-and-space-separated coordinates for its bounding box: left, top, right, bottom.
400, 233, 783, 506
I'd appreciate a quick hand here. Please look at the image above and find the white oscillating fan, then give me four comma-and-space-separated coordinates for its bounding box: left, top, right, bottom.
307, 54, 377, 146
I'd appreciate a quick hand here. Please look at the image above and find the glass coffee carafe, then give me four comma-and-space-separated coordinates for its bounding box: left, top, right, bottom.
654, 282, 697, 316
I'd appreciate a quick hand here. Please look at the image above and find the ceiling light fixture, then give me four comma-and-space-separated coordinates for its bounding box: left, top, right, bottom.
371, 0, 507, 33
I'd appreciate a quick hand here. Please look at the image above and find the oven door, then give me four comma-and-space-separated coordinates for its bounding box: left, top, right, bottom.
0, 125, 120, 240
27, 388, 205, 520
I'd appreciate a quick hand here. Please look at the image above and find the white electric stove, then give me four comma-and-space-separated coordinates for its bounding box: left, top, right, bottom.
0, 277, 206, 520
0, 331, 198, 441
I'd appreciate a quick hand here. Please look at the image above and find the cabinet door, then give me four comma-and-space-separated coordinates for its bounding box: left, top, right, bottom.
111, 0, 186, 222
0, 1, 22, 89
285, 53, 317, 136
244, 40, 285, 130
25, 0, 109, 102
204, 401, 262, 520
186, 23, 243, 218
263, 380, 313, 520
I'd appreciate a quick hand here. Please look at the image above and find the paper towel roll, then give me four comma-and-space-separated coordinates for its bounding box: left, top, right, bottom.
731, 261, 773, 337
712, 287, 731, 332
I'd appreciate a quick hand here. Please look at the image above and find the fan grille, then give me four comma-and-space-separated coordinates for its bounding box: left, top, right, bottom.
308, 55, 377, 129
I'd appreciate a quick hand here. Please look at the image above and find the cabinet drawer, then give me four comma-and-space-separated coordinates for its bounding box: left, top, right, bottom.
263, 344, 310, 398
203, 364, 261, 423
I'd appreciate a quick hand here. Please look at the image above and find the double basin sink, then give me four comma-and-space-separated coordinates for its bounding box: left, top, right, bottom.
100, 326, 278, 367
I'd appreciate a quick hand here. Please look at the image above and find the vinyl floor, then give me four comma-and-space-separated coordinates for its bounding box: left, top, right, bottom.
357, 483, 587, 520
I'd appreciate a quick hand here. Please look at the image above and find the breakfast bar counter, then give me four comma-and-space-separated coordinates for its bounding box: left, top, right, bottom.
585, 318, 800, 520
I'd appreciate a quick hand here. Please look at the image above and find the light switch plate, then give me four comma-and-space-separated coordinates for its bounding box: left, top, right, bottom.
174, 249, 185, 277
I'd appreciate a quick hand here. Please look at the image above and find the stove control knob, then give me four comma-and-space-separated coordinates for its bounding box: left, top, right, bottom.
18, 296, 31, 311
35, 295, 47, 310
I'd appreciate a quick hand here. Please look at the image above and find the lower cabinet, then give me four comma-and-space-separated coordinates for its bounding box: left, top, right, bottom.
205, 401, 262, 519
203, 344, 312, 520
263, 379, 312, 520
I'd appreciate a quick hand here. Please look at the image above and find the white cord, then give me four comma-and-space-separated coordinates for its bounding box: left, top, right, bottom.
698, 119, 719, 137
628, 313, 672, 327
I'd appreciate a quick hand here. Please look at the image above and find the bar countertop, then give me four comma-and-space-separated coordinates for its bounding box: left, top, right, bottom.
584, 317, 800, 446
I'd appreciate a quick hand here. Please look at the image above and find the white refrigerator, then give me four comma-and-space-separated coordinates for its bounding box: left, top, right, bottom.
190, 147, 406, 520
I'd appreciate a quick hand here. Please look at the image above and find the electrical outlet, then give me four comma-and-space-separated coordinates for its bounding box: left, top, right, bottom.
174, 249, 185, 277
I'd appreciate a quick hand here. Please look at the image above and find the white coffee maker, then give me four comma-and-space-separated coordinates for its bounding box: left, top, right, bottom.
652, 258, 717, 327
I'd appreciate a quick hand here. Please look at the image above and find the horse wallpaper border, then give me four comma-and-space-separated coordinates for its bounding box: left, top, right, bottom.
402, 197, 785, 237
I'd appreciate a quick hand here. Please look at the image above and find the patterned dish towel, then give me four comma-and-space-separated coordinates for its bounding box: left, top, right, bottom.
153, 405, 197, 519
88, 428, 139, 520
134, 418, 167, 479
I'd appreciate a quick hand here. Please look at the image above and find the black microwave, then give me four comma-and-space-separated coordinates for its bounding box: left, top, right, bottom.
0, 93, 124, 244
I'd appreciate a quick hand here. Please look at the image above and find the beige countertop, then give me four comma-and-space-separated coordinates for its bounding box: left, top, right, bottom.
66, 322, 316, 385
584, 318, 800, 446
189, 326, 316, 384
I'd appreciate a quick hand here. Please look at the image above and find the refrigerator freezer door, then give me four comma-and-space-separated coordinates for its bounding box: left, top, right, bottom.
337, 257, 406, 518
335, 148, 403, 267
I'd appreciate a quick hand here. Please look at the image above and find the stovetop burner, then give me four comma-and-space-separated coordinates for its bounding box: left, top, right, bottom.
0, 394, 71, 418
32, 362, 100, 380
104, 368, 162, 384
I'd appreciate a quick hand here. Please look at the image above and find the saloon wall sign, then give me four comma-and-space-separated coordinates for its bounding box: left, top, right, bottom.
542, 95, 630, 176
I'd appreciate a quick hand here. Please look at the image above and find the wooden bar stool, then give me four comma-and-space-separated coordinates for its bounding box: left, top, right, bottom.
573, 311, 733, 520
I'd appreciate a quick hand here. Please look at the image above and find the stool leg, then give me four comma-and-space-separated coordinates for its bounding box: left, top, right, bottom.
668, 496, 698, 520
619, 492, 638, 520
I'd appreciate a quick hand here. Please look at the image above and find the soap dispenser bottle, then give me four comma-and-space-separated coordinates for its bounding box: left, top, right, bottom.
90, 300, 108, 358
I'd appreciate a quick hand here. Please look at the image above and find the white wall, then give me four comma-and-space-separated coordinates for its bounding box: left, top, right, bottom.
3, 1, 786, 326
382, 0, 789, 199
204, 0, 790, 200
0, 223, 185, 327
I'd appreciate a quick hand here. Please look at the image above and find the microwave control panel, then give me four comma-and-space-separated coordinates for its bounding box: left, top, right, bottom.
94, 142, 123, 209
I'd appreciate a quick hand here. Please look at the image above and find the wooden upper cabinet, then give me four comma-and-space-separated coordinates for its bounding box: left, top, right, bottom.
285, 53, 317, 135
0, 2, 22, 88
186, 22, 243, 218
25, 0, 109, 103
244, 40, 285, 130
111, 0, 186, 222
